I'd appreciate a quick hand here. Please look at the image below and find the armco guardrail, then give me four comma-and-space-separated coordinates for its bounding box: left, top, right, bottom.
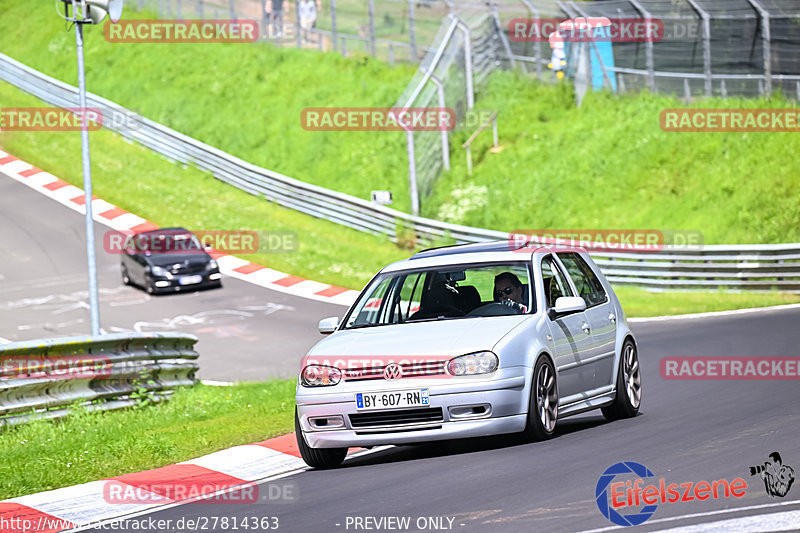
590, 244, 800, 292
2, 53, 799, 292
0, 332, 199, 427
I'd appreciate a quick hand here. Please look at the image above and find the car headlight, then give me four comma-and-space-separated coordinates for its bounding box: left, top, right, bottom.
150, 266, 169, 277
301, 365, 342, 387
207, 259, 218, 270
447, 351, 498, 376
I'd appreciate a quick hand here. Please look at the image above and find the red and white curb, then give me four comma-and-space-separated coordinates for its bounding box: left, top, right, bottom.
0, 433, 370, 532
0, 150, 360, 307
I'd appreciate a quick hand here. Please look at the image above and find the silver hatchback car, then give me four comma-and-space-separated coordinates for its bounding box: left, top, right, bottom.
295, 241, 642, 468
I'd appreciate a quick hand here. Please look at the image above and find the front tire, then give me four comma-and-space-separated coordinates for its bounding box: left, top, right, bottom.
602, 339, 642, 420
294, 409, 347, 468
522, 356, 558, 442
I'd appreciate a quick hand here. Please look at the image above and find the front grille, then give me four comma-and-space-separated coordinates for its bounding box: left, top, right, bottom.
349, 407, 443, 428
343, 360, 448, 381
170, 263, 206, 275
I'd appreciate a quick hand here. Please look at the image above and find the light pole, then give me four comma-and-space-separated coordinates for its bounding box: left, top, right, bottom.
60, 0, 124, 336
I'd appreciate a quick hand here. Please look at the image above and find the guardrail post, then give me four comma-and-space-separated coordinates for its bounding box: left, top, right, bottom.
720, 79, 727, 98
428, 72, 450, 172
521, 0, 541, 80
684, 78, 691, 103
389, 43, 394, 65
685, 0, 712, 97
408, 0, 418, 61
296, 0, 302, 48
138, 0, 143, 11
406, 130, 420, 216
453, 17, 475, 109
341, 37, 347, 57
176, 0, 182, 19
629, 0, 655, 93
746, 0, 772, 98
228, 0, 235, 20
490, 3, 516, 69
368, 0, 376, 56
260, 0, 267, 41
331, 0, 338, 52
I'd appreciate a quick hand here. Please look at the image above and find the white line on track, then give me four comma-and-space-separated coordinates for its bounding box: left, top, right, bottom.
628, 302, 800, 323
0, 336, 11, 344
576, 499, 800, 533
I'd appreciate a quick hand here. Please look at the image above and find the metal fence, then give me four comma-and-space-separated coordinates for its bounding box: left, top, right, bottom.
2, 52, 800, 292
0, 332, 199, 427
137, 0, 800, 100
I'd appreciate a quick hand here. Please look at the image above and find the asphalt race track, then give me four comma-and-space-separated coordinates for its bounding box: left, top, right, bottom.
0, 172, 345, 381
76, 306, 800, 532
3, 171, 799, 532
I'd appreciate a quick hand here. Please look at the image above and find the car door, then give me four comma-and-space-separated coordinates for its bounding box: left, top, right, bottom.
558, 252, 617, 392
540, 255, 593, 402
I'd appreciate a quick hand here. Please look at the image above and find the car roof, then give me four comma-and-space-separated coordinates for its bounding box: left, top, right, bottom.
410, 240, 529, 260
381, 241, 552, 273
137, 227, 190, 236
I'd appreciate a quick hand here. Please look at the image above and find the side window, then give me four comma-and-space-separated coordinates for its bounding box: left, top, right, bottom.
541, 256, 573, 308
559, 253, 608, 307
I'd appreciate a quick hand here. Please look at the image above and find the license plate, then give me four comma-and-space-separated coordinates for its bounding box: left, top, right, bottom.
179, 275, 203, 285
355, 389, 430, 411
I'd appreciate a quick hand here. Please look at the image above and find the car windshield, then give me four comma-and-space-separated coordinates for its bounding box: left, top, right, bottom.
136, 232, 203, 254
344, 262, 533, 329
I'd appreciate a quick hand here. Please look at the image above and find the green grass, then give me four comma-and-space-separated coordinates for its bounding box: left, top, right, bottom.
2, 2, 799, 244
0, 81, 412, 290
615, 286, 800, 318
3, 81, 799, 316
0, 381, 295, 501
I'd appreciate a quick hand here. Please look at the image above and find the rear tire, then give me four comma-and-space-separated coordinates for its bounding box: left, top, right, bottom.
602, 339, 642, 421
121, 266, 132, 286
294, 409, 347, 468
522, 356, 558, 442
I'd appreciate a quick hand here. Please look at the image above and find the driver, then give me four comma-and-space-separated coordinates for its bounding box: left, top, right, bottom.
494, 272, 527, 312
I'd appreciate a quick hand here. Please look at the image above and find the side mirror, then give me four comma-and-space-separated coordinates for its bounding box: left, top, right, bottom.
548, 296, 586, 320
318, 316, 340, 334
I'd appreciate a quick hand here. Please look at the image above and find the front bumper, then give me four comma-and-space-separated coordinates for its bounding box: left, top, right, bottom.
150, 271, 222, 293
296, 367, 529, 448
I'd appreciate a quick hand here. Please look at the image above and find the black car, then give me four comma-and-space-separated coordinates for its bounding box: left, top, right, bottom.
121, 227, 222, 295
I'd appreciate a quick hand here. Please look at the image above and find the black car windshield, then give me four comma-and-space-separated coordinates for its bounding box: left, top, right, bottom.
344, 262, 533, 329
134, 231, 203, 254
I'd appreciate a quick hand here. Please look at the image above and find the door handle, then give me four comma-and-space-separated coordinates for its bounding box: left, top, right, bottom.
609, 313, 616, 324
581, 322, 590, 333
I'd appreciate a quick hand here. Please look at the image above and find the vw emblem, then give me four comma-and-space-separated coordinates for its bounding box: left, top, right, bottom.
383, 363, 402, 381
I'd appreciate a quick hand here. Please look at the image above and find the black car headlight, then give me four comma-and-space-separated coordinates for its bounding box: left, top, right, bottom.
301, 365, 342, 387
447, 351, 499, 376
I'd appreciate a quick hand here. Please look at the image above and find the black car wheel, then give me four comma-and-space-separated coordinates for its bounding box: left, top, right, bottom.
145, 276, 156, 295
522, 356, 558, 442
294, 409, 347, 468
602, 339, 642, 421
121, 265, 132, 286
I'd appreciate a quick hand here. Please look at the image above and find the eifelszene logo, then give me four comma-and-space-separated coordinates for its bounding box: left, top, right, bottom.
595, 461, 748, 527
